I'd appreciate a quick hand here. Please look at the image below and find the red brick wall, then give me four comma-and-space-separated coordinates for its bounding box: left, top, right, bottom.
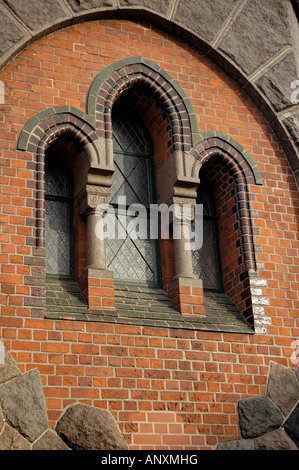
0, 19, 298, 450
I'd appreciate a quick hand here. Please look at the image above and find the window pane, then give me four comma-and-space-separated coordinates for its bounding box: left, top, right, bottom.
45, 199, 72, 277
113, 113, 150, 155
109, 153, 153, 207
192, 218, 222, 290
45, 164, 73, 278
106, 110, 159, 285
45, 164, 72, 198
192, 185, 222, 290
105, 213, 159, 285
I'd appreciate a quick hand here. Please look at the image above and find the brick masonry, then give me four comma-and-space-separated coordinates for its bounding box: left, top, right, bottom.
0, 0, 298, 186
15, 56, 269, 321
0, 14, 298, 450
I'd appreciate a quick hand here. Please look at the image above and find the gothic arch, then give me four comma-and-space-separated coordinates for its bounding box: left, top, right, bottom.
86, 56, 199, 168
187, 131, 269, 327
189, 131, 263, 274
17, 108, 100, 247
1, 1, 297, 187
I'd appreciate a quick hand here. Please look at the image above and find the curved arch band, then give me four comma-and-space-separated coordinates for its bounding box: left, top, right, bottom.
189, 131, 263, 274
87, 57, 199, 153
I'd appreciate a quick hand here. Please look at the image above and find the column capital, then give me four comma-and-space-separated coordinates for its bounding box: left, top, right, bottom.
78, 184, 110, 216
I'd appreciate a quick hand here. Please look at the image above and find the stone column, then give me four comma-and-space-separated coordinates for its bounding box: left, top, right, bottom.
172, 201, 195, 280
156, 157, 204, 316
85, 207, 107, 271
168, 196, 205, 316
79, 185, 109, 269
78, 185, 115, 310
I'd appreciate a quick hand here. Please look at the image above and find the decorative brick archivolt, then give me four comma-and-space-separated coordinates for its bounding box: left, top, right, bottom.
1, 0, 298, 187
86, 56, 199, 168
17, 107, 101, 248
190, 131, 263, 186
189, 130, 262, 272
16, 57, 199, 249
84, 56, 206, 316
18, 56, 199, 165
17, 105, 97, 157
188, 131, 271, 333
17, 106, 117, 311
16, 56, 271, 328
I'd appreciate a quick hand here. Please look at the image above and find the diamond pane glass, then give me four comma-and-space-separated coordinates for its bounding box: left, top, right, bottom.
113, 113, 150, 155
105, 213, 158, 285
192, 218, 222, 290
197, 186, 214, 217
45, 165, 72, 198
106, 111, 159, 285
45, 164, 73, 278
192, 185, 222, 290
109, 154, 152, 207
45, 199, 72, 277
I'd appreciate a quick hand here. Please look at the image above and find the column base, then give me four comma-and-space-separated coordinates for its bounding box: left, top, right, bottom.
168, 276, 205, 316
78, 267, 115, 310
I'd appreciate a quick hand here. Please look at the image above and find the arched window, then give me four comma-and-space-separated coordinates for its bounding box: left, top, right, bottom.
45, 161, 74, 278
105, 109, 160, 286
192, 183, 223, 291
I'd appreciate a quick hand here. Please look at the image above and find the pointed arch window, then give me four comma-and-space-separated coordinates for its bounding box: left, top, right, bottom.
45, 161, 74, 278
105, 109, 160, 286
192, 183, 223, 291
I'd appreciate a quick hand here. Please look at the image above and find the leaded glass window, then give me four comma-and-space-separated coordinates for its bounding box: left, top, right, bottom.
105, 110, 160, 286
192, 185, 223, 290
45, 162, 73, 278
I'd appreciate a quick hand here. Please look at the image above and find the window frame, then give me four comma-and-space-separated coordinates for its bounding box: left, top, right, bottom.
105, 110, 162, 288
192, 183, 224, 292
45, 161, 75, 280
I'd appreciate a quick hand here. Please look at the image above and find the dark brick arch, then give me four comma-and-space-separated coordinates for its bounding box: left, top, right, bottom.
87, 56, 199, 157
17, 109, 99, 247
17, 106, 97, 153
190, 131, 263, 184
188, 131, 268, 327
190, 131, 262, 273
1, 1, 298, 188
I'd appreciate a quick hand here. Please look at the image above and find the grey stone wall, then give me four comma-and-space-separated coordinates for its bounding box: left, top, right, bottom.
217, 361, 299, 450
0, 0, 298, 188
1, 347, 298, 450
0, 347, 128, 450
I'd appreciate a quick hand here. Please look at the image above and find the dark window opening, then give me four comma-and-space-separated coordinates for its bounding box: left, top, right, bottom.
105, 108, 161, 286
45, 161, 74, 279
192, 183, 223, 291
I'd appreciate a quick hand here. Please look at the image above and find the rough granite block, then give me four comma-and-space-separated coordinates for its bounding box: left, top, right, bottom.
0, 8, 26, 56
3, 0, 69, 31
218, 0, 292, 75
175, 0, 239, 42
